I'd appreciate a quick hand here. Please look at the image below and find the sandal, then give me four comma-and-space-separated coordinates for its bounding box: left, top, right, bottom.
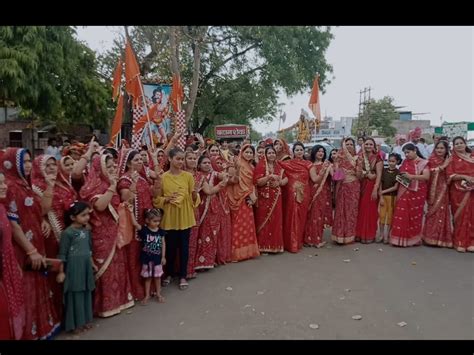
162, 276, 172, 287
179, 279, 189, 290
156, 294, 166, 303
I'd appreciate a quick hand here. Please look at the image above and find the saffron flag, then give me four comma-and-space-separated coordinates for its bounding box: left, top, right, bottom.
309, 74, 321, 121
110, 93, 124, 146
111, 58, 123, 101
170, 73, 184, 112
125, 40, 142, 107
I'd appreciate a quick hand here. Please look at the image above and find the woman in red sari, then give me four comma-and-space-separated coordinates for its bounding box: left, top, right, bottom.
273, 138, 292, 161
331, 138, 360, 245
184, 151, 200, 279
304, 145, 333, 248
355, 138, 383, 243
1, 148, 60, 339
0, 171, 25, 340
30, 154, 65, 321
390, 143, 430, 247
194, 156, 228, 269
446, 136, 474, 252
80, 154, 134, 317
422, 140, 453, 248
227, 144, 260, 261
254, 145, 287, 253
279, 142, 312, 252
118, 149, 154, 300
210, 156, 232, 264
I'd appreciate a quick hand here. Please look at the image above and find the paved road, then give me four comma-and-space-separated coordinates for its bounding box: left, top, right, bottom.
58, 231, 473, 340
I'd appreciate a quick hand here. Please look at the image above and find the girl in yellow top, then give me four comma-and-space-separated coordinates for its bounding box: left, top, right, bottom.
153, 148, 200, 290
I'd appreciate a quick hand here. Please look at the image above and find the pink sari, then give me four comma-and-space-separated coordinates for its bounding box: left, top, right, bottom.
422, 154, 453, 247
304, 161, 332, 247
390, 158, 428, 247
331, 148, 360, 244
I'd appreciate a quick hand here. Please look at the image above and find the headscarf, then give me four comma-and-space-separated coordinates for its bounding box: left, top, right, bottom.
274, 138, 292, 161
227, 144, 255, 210
31, 154, 56, 195
0, 148, 30, 189
80, 154, 112, 203
61, 142, 86, 157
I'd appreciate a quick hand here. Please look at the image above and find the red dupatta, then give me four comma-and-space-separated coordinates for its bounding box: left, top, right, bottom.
227, 144, 255, 211
253, 156, 283, 233
398, 157, 428, 198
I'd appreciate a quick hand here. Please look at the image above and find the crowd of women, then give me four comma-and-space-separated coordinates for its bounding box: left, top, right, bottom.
0, 130, 472, 339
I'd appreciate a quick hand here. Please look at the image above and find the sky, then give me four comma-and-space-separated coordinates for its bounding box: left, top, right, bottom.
76, 26, 473, 134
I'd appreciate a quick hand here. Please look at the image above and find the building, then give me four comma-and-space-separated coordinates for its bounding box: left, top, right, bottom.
439, 121, 474, 140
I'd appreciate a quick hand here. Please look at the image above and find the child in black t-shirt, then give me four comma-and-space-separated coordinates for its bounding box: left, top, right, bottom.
132, 208, 166, 305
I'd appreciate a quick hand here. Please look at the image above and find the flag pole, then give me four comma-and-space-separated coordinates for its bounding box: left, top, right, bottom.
124, 30, 156, 152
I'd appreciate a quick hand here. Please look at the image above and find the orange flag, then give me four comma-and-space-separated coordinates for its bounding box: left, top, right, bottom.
110, 93, 124, 146
111, 58, 123, 101
308, 74, 321, 122
125, 40, 142, 107
170, 73, 184, 112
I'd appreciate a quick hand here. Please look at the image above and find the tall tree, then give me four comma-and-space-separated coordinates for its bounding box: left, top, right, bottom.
0, 26, 112, 130
354, 96, 398, 137
99, 26, 334, 136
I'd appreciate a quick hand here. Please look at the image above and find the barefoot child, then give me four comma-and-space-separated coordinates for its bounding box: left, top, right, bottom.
377, 153, 401, 243
132, 208, 166, 304
57, 201, 97, 333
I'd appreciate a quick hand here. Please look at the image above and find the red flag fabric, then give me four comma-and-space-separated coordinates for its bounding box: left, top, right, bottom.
308, 74, 321, 121
125, 40, 142, 107
111, 58, 123, 101
170, 73, 184, 112
110, 93, 124, 146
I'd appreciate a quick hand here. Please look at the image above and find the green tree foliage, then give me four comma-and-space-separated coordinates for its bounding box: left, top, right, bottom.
99, 26, 334, 136
0, 26, 112, 130
354, 96, 398, 138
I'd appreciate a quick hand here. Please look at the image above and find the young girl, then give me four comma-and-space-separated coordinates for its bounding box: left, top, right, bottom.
132, 208, 167, 304
57, 201, 97, 334
377, 153, 401, 243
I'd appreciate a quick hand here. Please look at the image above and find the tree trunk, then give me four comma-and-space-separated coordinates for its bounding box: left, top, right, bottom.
184, 26, 206, 126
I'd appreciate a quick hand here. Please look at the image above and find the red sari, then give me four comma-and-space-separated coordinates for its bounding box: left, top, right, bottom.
186, 170, 201, 279
355, 152, 382, 243
390, 158, 428, 247
332, 148, 360, 244
446, 150, 474, 252
80, 155, 134, 317
253, 157, 284, 253
117, 149, 153, 300
227, 145, 260, 261
211, 157, 232, 265
279, 158, 312, 252
31, 154, 65, 321
304, 161, 333, 247
422, 154, 453, 248
195, 171, 220, 269
0, 204, 25, 339
1, 148, 60, 339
